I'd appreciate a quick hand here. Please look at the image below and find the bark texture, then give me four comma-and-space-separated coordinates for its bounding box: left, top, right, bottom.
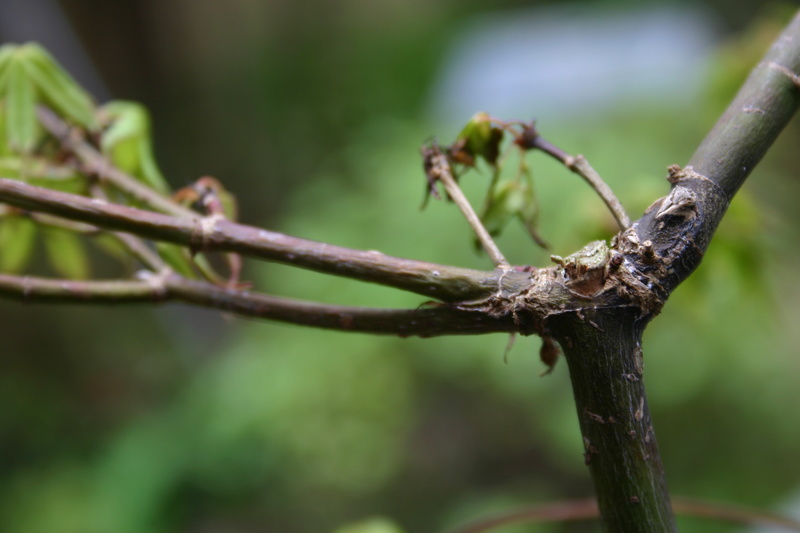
1, 11, 800, 533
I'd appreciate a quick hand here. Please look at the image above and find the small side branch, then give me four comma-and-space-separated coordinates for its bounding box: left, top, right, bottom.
423, 145, 509, 267
530, 135, 631, 230
0, 272, 516, 337
36, 106, 198, 219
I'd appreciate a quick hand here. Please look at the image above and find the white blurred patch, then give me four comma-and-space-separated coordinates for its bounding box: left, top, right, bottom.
428, 4, 719, 124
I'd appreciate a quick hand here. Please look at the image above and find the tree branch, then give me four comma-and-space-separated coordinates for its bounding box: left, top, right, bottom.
36, 106, 198, 219
540, 11, 800, 531
687, 17, 800, 200
531, 135, 631, 229
0, 271, 515, 336
0, 14, 798, 532
0, 179, 532, 302
423, 145, 509, 267
548, 308, 677, 531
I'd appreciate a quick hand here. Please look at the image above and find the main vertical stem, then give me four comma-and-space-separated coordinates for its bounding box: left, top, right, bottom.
549, 307, 676, 532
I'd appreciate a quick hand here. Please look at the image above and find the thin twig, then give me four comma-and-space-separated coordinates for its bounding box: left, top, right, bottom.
0, 271, 517, 337
36, 106, 198, 219
88, 183, 166, 271
532, 136, 631, 230
424, 146, 509, 267
0, 178, 530, 302
111, 232, 166, 271
445, 497, 800, 533
27, 212, 99, 234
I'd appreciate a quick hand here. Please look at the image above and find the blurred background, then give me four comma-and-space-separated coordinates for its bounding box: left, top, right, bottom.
1, 0, 800, 532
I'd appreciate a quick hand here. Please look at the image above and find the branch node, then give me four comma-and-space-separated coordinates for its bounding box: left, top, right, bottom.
22, 276, 33, 299
190, 213, 224, 255
766, 60, 800, 88
136, 268, 171, 300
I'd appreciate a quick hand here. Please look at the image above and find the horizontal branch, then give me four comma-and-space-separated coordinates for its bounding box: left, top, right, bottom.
0, 178, 531, 302
0, 272, 516, 336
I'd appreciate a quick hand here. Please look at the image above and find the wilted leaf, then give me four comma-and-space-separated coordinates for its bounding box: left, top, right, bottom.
479, 179, 525, 237
43, 227, 89, 279
539, 335, 561, 376
451, 111, 504, 166
173, 176, 238, 220
0, 215, 36, 272
476, 178, 547, 250
515, 179, 547, 248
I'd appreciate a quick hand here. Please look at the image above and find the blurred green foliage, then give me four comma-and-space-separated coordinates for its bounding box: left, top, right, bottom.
2, 2, 800, 533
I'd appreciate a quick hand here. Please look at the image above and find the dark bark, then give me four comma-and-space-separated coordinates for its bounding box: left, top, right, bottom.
549, 308, 675, 531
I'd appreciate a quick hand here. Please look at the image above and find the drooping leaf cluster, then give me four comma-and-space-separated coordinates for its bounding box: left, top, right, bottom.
424, 112, 549, 250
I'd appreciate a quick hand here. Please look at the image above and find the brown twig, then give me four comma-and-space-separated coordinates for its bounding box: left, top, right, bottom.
111, 232, 166, 271
0, 271, 517, 336
531, 135, 631, 230
445, 497, 800, 533
36, 106, 198, 219
0, 178, 530, 302
423, 145, 509, 267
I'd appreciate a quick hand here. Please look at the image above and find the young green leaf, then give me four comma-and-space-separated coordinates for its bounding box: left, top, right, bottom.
0, 44, 16, 93
100, 101, 169, 193
21, 43, 96, 130
451, 111, 504, 166
0, 215, 37, 272
5, 57, 39, 153
479, 179, 525, 237
0, 102, 10, 157
43, 227, 90, 279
